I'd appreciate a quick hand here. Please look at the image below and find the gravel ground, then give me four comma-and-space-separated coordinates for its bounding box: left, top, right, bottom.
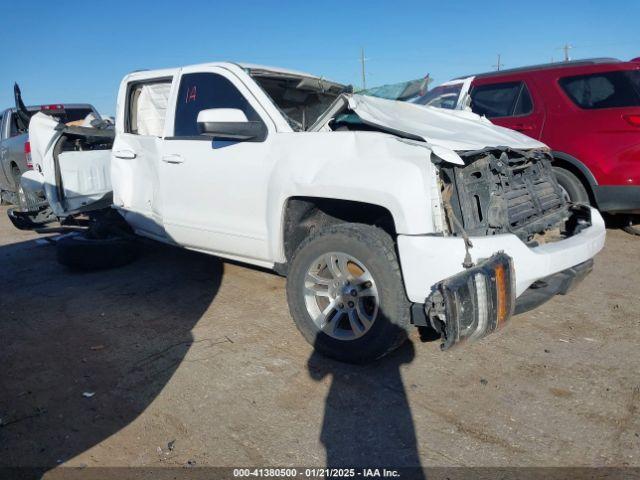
0, 206, 639, 475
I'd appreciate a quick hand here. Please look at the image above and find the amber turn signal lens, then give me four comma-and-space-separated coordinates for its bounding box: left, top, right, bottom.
494, 264, 509, 327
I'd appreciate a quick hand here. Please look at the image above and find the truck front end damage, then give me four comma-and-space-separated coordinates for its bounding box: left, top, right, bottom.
310, 93, 604, 349
426, 253, 515, 350
405, 147, 605, 349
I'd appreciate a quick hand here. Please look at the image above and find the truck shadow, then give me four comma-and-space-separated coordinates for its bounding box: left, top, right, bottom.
0, 237, 222, 473
307, 326, 426, 476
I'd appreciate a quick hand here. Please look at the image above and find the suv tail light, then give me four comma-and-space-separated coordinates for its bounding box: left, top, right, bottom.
24, 141, 33, 169
41, 104, 64, 111
623, 114, 640, 127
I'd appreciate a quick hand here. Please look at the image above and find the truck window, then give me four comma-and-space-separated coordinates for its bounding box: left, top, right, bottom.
126, 80, 172, 136
559, 71, 640, 109
173, 72, 262, 137
470, 81, 531, 118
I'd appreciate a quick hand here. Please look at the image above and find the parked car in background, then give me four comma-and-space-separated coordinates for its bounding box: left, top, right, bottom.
412, 58, 640, 234
0, 84, 99, 208
18, 62, 605, 362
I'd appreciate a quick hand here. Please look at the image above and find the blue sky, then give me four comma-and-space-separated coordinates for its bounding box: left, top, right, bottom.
2, 0, 638, 116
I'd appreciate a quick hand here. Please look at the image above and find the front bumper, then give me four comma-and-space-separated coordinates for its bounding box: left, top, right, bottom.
397, 206, 606, 304
514, 259, 593, 315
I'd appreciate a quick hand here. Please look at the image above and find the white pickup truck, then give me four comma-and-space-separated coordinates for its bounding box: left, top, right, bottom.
20, 62, 606, 363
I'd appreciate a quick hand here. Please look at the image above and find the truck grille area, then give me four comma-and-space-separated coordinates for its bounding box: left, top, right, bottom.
441, 148, 571, 242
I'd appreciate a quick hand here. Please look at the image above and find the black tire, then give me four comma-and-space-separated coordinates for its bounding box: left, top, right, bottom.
286, 223, 411, 364
553, 167, 590, 205
57, 232, 139, 271
623, 215, 640, 236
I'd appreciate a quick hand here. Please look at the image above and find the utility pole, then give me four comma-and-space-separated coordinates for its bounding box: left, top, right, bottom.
493, 54, 504, 71
360, 47, 367, 90
561, 44, 572, 62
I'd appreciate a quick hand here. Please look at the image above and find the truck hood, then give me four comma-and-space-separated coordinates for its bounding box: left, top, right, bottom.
345, 94, 547, 155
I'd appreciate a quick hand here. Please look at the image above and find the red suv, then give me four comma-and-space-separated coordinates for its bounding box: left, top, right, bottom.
414, 58, 640, 233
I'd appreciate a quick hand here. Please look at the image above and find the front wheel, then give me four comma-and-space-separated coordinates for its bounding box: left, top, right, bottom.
286, 223, 411, 364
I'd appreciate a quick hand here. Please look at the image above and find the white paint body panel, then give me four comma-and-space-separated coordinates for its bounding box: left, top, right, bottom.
27, 113, 112, 216
398, 208, 606, 303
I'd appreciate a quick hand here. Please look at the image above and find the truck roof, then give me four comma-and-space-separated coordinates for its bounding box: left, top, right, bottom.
125, 61, 344, 86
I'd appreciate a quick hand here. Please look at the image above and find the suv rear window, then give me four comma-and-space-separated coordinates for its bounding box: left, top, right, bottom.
470, 81, 533, 118
559, 70, 640, 109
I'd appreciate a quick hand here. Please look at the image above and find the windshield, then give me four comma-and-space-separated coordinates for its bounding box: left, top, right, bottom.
410, 83, 463, 109
360, 77, 431, 101
248, 71, 346, 131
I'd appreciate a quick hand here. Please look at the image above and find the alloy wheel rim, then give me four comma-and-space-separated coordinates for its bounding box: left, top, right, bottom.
304, 252, 379, 340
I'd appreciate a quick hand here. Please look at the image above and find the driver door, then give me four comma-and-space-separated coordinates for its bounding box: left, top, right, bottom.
158, 66, 276, 263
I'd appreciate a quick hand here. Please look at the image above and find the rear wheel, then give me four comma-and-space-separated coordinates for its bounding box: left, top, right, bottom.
286, 223, 410, 364
553, 167, 590, 204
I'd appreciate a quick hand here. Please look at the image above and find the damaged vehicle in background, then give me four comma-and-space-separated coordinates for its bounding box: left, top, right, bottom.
0, 84, 103, 224
18, 62, 605, 363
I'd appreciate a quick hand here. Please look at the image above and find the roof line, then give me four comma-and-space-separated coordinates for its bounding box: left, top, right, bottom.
454, 57, 622, 79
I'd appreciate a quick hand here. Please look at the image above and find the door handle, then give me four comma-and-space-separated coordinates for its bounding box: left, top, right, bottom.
513, 123, 534, 132
114, 149, 136, 159
162, 154, 184, 164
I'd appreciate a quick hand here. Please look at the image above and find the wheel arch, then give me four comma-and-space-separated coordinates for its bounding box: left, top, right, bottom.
551, 151, 598, 205
276, 196, 398, 273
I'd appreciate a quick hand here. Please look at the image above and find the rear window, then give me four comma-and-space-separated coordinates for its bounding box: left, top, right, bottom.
126, 80, 172, 136
559, 70, 640, 109
470, 81, 533, 118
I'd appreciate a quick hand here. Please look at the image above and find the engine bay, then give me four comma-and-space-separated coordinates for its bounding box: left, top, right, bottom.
439, 147, 590, 244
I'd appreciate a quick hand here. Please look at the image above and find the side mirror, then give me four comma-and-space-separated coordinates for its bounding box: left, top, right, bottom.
197, 108, 266, 142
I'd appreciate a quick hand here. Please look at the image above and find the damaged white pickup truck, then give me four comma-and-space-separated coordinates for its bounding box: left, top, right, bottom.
17, 62, 606, 363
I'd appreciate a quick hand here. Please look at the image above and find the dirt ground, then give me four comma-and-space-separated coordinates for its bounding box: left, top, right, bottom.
1, 205, 639, 475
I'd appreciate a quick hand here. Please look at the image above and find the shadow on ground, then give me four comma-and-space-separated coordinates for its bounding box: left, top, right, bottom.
308, 323, 429, 475
0, 237, 222, 472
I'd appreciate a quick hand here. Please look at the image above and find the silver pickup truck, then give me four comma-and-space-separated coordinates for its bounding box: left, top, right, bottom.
0, 84, 98, 206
